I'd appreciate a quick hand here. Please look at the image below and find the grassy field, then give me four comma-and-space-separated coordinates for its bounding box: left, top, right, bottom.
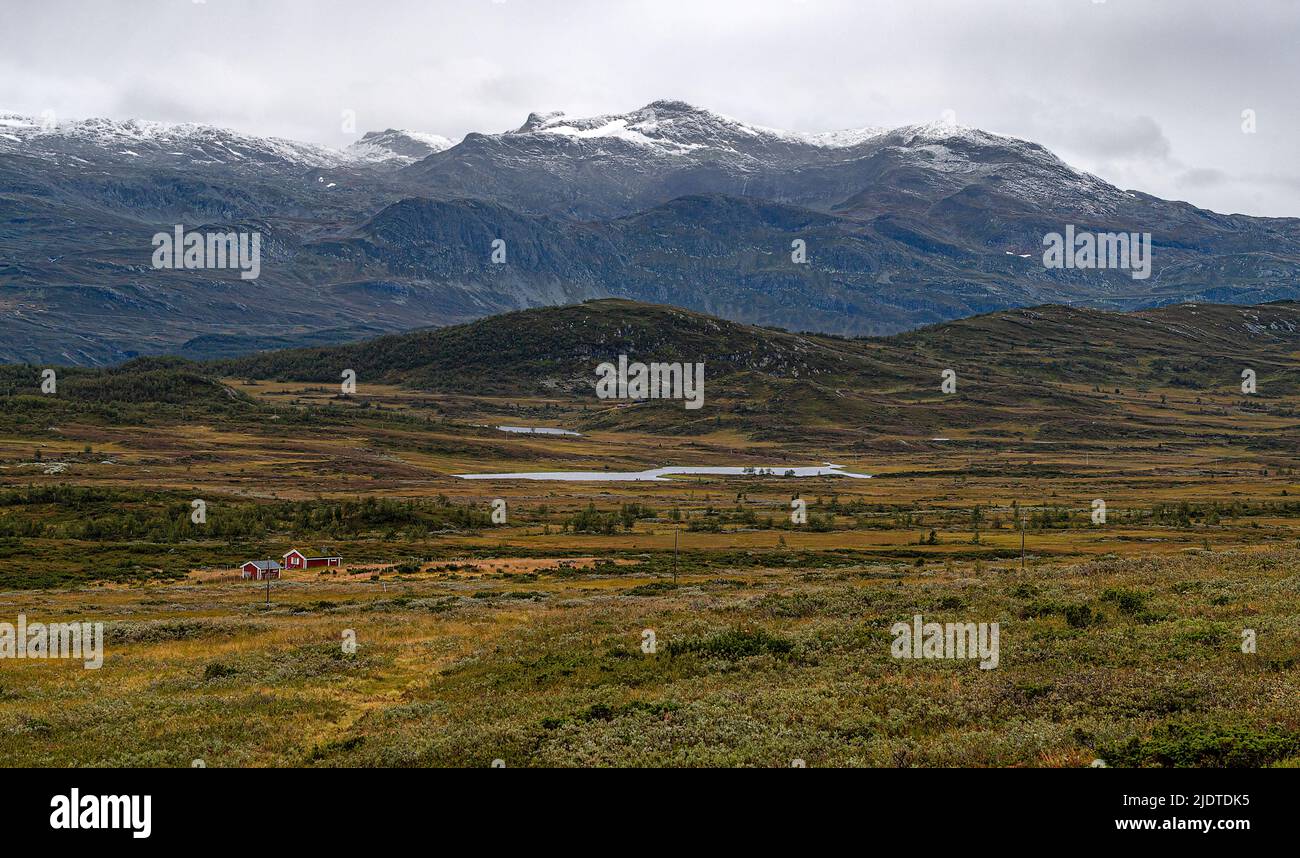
1, 543, 1297, 767
2, 302, 1300, 766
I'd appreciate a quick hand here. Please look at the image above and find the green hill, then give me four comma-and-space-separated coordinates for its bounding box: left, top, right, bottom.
7, 298, 1300, 445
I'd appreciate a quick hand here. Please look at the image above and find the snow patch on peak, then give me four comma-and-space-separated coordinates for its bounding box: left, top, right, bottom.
890, 121, 1027, 148
0, 113, 349, 168
0, 112, 41, 129
401, 130, 456, 150
504, 101, 888, 154
517, 111, 567, 133
763, 125, 888, 149
641, 99, 713, 118
345, 128, 456, 163
534, 117, 706, 153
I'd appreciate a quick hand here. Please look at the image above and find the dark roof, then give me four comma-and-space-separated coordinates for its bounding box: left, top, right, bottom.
284, 548, 341, 558
244, 560, 281, 570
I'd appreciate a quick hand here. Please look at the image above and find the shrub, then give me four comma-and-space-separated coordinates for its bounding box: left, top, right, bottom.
666, 628, 794, 660
202, 662, 239, 681
1064, 604, 1105, 628
1101, 723, 1300, 768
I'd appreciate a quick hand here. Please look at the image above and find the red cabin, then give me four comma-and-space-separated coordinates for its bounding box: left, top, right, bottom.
241, 560, 281, 580
283, 549, 343, 570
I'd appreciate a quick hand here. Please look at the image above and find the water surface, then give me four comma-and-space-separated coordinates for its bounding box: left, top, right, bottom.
456, 463, 871, 481
496, 425, 582, 436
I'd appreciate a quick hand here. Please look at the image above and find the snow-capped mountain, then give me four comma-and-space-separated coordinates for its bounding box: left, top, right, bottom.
512, 100, 887, 155
3, 100, 1299, 366
0, 111, 458, 171
0, 102, 1108, 212
0, 112, 350, 170
344, 128, 457, 164
400, 99, 1121, 220
400, 99, 904, 219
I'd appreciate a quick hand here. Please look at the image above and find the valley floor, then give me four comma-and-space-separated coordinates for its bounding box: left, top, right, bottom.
1, 369, 1298, 767
1, 544, 1297, 767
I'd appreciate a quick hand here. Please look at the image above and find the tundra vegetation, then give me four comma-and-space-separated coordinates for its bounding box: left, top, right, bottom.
0, 300, 1298, 766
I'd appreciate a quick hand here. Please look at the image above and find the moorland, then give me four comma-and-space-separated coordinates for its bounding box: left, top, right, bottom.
0, 298, 1297, 767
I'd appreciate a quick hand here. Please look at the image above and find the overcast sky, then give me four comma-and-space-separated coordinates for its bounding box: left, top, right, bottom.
3, 0, 1297, 216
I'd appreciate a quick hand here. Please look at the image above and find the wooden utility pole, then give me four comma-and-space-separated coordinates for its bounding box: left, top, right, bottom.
672, 528, 679, 585
265, 579, 270, 604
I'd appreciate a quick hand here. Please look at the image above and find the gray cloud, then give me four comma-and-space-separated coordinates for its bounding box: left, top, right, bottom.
2, 0, 1297, 216
1178, 168, 1229, 189
1058, 116, 1173, 162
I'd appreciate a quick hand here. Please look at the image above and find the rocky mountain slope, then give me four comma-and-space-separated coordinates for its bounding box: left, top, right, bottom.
3, 102, 1298, 365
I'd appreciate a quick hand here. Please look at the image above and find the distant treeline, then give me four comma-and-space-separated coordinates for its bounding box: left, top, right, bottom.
0, 362, 255, 430
0, 361, 472, 435
565, 502, 657, 534
0, 486, 498, 541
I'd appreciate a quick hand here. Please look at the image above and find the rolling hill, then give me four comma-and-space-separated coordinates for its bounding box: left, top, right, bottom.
200, 298, 1300, 446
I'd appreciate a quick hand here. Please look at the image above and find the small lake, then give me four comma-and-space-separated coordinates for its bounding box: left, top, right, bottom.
456, 463, 872, 482
496, 426, 582, 436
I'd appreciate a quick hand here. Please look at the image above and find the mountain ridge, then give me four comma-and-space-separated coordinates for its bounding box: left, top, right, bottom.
4, 101, 1300, 366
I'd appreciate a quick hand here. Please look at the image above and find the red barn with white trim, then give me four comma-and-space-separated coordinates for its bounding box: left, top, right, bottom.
283, 549, 343, 570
